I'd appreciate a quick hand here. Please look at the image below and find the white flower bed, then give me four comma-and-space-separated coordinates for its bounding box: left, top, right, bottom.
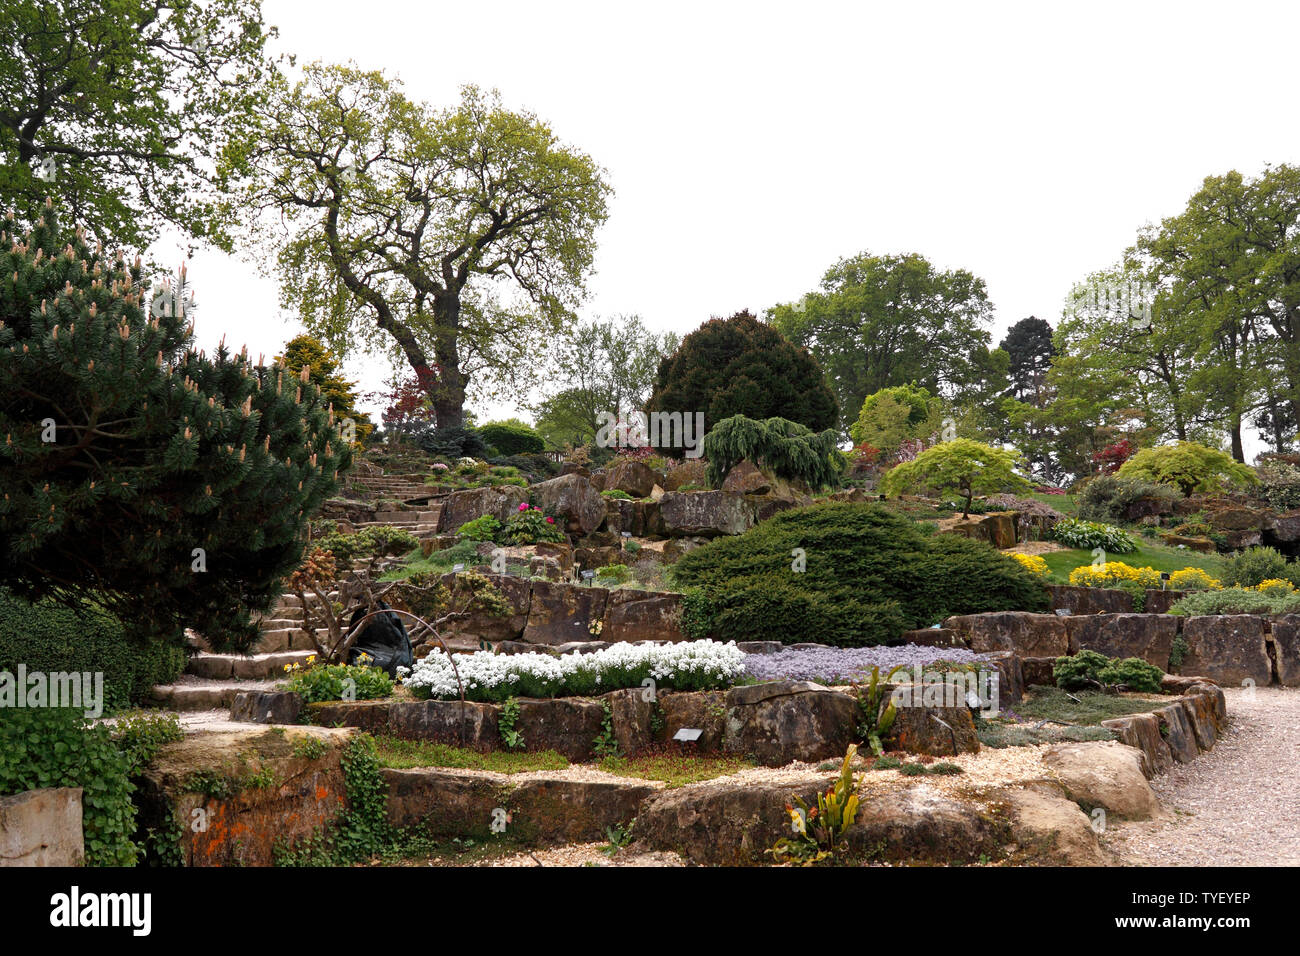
398, 639, 747, 702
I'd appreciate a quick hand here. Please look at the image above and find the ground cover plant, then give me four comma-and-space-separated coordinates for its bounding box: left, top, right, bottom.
598, 751, 754, 787
670, 502, 1049, 646
1019, 684, 1167, 721
371, 737, 569, 773
742, 644, 989, 684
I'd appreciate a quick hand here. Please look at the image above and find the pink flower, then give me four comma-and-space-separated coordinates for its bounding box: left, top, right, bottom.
545, 516, 554, 524
518, 502, 529, 511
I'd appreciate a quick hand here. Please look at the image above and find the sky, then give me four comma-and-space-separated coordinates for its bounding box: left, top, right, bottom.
150, 0, 1300, 453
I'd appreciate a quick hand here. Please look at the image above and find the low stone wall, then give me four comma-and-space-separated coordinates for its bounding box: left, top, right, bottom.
383, 768, 656, 844
0, 787, 84, 866
1099, 682, 1226, 776
942, 610, 1299, 688
311, 682, 867, 766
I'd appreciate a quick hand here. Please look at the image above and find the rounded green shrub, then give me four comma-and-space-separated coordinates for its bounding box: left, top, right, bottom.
669, 502, 1049, 646
479, 420, 545, 456
1076, 474, 1182, 522
455, 514, 503, 542
1054, 649, 1162, 693
1220, 546, 1293, 588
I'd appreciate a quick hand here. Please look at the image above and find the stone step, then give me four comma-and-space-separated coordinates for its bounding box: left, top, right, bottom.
253, 627, 329, 654
150, 679, 283, 711
187, 650, 315, 680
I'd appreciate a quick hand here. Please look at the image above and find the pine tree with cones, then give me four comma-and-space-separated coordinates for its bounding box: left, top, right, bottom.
0, 203, 351, 652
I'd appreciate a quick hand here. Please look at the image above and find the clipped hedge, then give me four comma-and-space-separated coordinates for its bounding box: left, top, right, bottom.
670, 502, 1049, 646
479, 421, 545, 456
0, 589, 187, 713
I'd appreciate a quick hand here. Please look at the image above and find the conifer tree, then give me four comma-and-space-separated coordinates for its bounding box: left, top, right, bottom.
277, 334, 373, 445
0, 204, 350, 651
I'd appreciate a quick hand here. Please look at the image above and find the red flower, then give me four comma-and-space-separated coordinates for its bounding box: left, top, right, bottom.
545, 516, 554, 524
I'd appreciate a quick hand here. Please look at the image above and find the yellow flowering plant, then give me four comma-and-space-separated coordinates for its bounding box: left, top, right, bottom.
1068, 561, 1162, 589
1168, 567, 1222, 591
1253, 578, 1296, 597
1004, 552, 1049, 577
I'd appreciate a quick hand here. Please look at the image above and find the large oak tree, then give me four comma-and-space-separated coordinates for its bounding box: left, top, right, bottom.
222, 65, 612, 429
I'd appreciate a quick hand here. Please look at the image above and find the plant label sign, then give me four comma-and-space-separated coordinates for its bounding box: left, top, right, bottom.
673, 728, 703, 742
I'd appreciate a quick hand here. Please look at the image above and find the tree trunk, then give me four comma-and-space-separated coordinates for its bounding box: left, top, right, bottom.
431, 295, 466, 431
1229, 414, 1245, 463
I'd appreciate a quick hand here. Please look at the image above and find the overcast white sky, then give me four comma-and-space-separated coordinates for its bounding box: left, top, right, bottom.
151, 0, 1300, 447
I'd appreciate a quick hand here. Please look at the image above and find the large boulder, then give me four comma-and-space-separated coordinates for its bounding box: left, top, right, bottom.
1099, 712, 1171, 777
659, 490, 755, 537
1207, 506, 1267, 532
1001, 784, 1111, 865
522, 581, 611, 645
432, 571, 531, 645
229, 691, 303, 725
1065, 613, 1178, 668
605, 687, 655, 756
663, 459, 708, 492
531, 473, 607, 536
1264, 511, 1300, 543
632, 775, 827, 865
441, 485, 529, 532
884, 697, 980, 755
387, 700, 500, 751
0, 787, 83, 866
604, 460, 661, 498
942, 612, 1069, 657
720, 460, 772, 495
1179, 615, 1272, 687
654, 690, 728, 751
1152, 701, 1199, 763
852, 782, 1011, 865
601, 589, 688, 643
1041, 741, 1162, 820
723, 681, 858, 765
942, 512, 1018, 549
514, 697, 607, 760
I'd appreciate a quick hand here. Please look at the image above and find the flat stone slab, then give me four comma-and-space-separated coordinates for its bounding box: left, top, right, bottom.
0, 787, 83, 866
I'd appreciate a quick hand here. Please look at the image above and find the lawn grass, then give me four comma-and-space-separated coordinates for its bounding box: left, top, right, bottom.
1015, 685, 1167, 725
372, 735, 570, 773
598, 751, 753, 787
1029, 492, 1078, 515
1039, 537, 1227, 582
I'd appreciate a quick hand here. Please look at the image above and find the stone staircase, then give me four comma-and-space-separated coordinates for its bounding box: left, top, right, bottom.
152, 592, 337, 712
151, 465, 442, 716
348, 472, 438, 501
351, 504, 444, 540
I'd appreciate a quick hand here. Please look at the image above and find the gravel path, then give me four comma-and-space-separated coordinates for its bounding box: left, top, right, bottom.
1103, 686, 1300, 866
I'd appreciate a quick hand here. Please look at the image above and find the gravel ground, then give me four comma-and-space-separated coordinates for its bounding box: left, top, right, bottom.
1102, 686, 1300, 866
